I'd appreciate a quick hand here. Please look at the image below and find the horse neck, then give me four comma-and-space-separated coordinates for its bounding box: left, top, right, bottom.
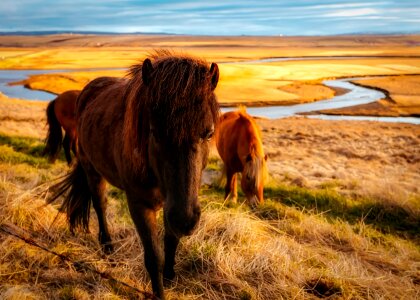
241, 116, 264, 158
122, 83, 150, 178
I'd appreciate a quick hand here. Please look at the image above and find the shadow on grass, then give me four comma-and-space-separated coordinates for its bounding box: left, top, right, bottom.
200, 182, 419, 242
263, 184, 420, 241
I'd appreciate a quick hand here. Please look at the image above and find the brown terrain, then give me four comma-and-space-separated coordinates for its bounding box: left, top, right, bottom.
0, 34, 419, 299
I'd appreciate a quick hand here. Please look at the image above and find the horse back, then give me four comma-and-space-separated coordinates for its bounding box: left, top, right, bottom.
76, 77, 123, 115
76, 76, 130, 189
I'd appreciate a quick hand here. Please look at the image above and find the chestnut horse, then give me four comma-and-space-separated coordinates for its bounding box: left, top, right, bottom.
216, 108, 267, 206
42, 90, 80, 165
48, 51, 219, 299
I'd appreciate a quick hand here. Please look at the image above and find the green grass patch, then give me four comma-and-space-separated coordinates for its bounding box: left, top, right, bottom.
0, 145, 50, 168
0, 133, 69, 163
263, 183, 420, 241
199, 181, 419, 242
0, 134, 45, 157
206, 156, 222, 171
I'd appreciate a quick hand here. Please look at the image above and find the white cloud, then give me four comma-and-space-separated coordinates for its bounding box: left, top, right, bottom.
323, 8, 379, 17
304, 2, 386, 10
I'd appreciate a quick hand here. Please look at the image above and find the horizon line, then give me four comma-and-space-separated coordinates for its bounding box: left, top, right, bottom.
1, 30, 420, 37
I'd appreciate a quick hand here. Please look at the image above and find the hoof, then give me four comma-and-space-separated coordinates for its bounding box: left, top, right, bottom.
102, 242, 114, 255
163, 267, 176, 281
224, 193, 237, 204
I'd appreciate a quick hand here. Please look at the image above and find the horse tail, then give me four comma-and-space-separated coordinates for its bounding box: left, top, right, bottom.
47, 161, 92, 232
43, 99, 63, 162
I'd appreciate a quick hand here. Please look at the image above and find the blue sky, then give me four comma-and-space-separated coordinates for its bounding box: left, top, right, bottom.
0, 0, 419, 35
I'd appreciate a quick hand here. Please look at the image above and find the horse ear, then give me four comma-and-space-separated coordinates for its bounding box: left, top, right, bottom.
142, 58, 154, 85
209, 63, 219, 90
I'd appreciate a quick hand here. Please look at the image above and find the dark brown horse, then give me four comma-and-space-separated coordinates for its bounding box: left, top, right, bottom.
216, 107, 267, 206
48, 51, 219, 299
42, 90, 80, 165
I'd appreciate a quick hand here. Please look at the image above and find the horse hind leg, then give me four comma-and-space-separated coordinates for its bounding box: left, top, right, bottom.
81, 161, 113, 254
71, 137, 77, 160
63, 133, 72, 165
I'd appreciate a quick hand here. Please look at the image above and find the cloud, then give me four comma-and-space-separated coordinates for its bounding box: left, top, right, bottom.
0, 0, 419, 35
322, 8, 379, 17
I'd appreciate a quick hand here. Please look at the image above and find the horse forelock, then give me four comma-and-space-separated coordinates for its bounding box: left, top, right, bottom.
146, 52, 219, 144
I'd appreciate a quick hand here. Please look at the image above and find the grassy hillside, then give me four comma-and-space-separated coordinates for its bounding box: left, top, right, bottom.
0, 128, 419, 299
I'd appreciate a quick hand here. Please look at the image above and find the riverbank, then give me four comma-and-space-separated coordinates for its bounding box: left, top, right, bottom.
1, 34, 420, 117
312, 75, 420, 117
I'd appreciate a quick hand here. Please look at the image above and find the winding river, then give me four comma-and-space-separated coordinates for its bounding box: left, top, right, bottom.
0, 68, 419, 124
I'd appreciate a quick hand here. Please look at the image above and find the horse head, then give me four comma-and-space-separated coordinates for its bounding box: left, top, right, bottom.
142, 54, 219, 237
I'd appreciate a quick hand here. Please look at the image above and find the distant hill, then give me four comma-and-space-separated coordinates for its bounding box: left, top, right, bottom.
0, 30, 418, 37
0, 30, 178, 36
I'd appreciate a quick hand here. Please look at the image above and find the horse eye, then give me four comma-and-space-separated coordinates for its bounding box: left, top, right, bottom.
205, 130, 214, 141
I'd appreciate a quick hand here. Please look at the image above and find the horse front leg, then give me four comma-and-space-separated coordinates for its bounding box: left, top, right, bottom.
225, 169, 238, 204
163, 221, 179, 281
127, 198, 164, 299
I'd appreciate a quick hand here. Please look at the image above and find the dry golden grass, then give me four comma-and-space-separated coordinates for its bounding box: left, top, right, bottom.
9, 57, 420, 109
0, 96, 419, 299
1, 34, 420, 112
258, 117, 420, 207
0, 93, 47, 138
0, 35, 419, 298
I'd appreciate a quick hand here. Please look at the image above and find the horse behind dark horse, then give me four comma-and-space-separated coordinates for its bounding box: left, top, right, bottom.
216, 107, 267, 206
47, 51, 219, 299
42, 90, 80, 165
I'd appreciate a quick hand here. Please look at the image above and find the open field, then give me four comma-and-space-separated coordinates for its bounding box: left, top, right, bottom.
1, 34, 420, 115
0, 94, 419, 299
1, 35, 419, 298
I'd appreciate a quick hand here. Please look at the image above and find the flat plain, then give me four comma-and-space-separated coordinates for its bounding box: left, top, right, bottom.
0, 34, 419, 299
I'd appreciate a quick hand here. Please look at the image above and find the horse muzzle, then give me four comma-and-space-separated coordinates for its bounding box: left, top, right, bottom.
165, 202, 201, 237
247, 194, 261, 208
